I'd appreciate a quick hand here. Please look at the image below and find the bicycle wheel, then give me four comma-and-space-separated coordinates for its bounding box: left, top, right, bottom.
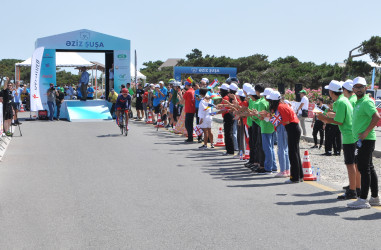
124, 118, 128, 136
120, 114, 125, 135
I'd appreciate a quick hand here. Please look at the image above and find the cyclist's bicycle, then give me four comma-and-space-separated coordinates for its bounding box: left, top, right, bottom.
117, 108, 129, 136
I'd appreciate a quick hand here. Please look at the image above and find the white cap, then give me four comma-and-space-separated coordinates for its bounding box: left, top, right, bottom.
144, 83, 149, 87
201, 78, 209, 83
242, 83, 252, 93
266, 91, 281, 100
284, 100, 291, 105
219, 83, 229, 90
353, 76, 367, 86
159, 81, 164, 84
149, 83, 154, 87
260, 88, 273, 96
342, 79, 353, 91
324, 80, 342, 92
236, 89, 246, 97
155, 84, 160, 88
229, 83, 239, 91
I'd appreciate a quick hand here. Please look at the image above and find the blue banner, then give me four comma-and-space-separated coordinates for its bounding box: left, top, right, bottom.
174, 66, 237, 81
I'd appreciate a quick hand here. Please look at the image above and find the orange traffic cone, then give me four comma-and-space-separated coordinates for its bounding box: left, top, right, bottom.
214, 127, 225, 147
302, 150, 316, 181
244, 143, 250, 160
146, 111, 153, 124
20, 104, 25, 112
155, 113, 164, 128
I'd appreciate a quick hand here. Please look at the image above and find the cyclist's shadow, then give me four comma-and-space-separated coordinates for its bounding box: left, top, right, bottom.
97, 134, 123, 138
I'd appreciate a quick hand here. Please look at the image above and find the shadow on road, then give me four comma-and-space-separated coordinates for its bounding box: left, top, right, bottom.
342, 212, 381, 221
97, 134, 123, 137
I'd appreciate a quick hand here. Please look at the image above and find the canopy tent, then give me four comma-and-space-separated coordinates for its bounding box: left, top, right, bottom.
16, 52, 94, 67
130, 62, 147, 81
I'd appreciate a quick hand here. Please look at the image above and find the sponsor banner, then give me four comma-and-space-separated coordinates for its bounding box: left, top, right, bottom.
39, 49, 56, 108
30, 47, 44, 112
114, 50, 131, 93
35, 29, 130, 51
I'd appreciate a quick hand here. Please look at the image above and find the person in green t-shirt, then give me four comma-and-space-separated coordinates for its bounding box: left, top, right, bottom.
347, 77, 381, 209
342, 79, 357, 107
253, 86, 277, 174
318, 80, 359, 200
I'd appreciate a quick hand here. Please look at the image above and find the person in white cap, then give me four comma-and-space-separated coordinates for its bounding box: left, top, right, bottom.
296, 89, 309, 136
235, 89, 248, 156
216, 83, 235, 155
229, 83, 240, 152
266, 91, 303, 183
318, 80, 358, 199
346, 76, 381, 208
197, 88, 214, 149
252, 86, 277, 174
342, 79, 357, 107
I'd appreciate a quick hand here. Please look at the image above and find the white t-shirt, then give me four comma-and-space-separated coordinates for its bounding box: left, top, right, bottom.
298, 96, 309, 115
198, 99, 213, 128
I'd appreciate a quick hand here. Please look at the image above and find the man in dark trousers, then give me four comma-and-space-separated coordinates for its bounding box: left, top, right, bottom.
79, 67, 89, 101
311, 97, 326, 149
218, 83, 235, 155
183, 82, 195, 142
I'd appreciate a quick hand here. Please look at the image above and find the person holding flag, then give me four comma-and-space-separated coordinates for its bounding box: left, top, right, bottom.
197, 88, 214, 149
266, 91, 303, 183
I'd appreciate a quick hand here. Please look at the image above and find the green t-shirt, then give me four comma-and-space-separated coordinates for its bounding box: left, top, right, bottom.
257, 97, 274, 134
348, 94, 357, 108
333, 94, 356, 144
170, 89, 178, 105
352, 95, 377, 141
128, 87, 134, 95
247, 98, 255, 127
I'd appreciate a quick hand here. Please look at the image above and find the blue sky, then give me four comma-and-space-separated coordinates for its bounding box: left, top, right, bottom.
1, 0, 379, 70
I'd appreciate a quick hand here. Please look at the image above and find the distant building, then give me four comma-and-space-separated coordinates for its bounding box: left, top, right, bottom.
158, 58, 182, 71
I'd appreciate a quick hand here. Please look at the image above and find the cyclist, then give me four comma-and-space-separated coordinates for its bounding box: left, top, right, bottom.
115, 88, 132, 130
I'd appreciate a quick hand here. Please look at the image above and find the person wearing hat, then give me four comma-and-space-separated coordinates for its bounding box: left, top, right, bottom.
296, 89, 309, 136
47, 83, 57, 121
168, 82, 181, 129
87, 84, 95, 100
318, 80, 358, 199
183, 81, 196, 142
215, 83, 234, 155
79, 67, 89, 101
346, 77, 380, 208
267, 91, 303, 183
342, 79, 357, 107
235, 89, 248, 156
55, 87, 65, 120
310, 97, 326, 149
152, 84, 162, 123
142, 83, 150, 121
194, 81, 203, 142
228, 83, 240, 152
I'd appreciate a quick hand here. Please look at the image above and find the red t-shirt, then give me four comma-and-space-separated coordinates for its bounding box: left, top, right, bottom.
142, 92, 148, 103
278, 103, 299, 125
183, 88, 195, 113
221, 96, 231, 117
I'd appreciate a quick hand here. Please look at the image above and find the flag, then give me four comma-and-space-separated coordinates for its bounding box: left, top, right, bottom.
204, 103, 215, 111
208, 79, 219, 88
186, 76, 193, 83
30, 47, 44, 112
208, 93, 221, 99
194, 125, 203, 136
312, 106, 324, 113
270, 110, 282, 127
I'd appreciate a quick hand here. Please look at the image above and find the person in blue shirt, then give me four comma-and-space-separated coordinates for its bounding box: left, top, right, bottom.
12, 82, 26, 125
79, 67, 89, 101
87, 84, 95, 99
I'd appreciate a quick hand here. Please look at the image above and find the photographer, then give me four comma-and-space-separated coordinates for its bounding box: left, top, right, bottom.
56, 88, 65, 120
47, 83, 57, 121
0, 78, 14, 136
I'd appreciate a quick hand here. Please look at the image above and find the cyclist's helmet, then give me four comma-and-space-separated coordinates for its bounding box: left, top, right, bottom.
121, 88, 128, 94
226, 77, 239, 85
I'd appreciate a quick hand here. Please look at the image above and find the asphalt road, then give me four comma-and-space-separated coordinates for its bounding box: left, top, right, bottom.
1, 119, 381, 249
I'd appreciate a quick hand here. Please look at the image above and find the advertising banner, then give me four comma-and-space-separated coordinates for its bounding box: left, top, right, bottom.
114, 50, 131, 93
39, 49, 57, 109
30, 47, 44, 112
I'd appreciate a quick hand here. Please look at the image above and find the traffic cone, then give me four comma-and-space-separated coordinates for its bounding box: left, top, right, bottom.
244, 143, 250, 160
214, 127, 225, 147
20, 104, 25, 112
155, 113, 164, 128
302, 150, 316, 181
146, 111, 153, 124
193, 132, 197, 137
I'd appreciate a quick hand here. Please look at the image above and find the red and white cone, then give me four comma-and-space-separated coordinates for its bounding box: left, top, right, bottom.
214, 127, 225, 147
303, 150, 316, 181
20, 104, 25, 112
146, 111, 153, 124
155, 113, 164, 128
244, 143, 250, 160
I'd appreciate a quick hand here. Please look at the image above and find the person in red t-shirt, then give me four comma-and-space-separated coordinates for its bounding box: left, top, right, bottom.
183, 82, 196, 142
267, 91, 303, 183
142, 83, 149, 121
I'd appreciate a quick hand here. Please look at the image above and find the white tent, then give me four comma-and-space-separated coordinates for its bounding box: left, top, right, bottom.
16, 52, 94, 67
130, 62, 147, 81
